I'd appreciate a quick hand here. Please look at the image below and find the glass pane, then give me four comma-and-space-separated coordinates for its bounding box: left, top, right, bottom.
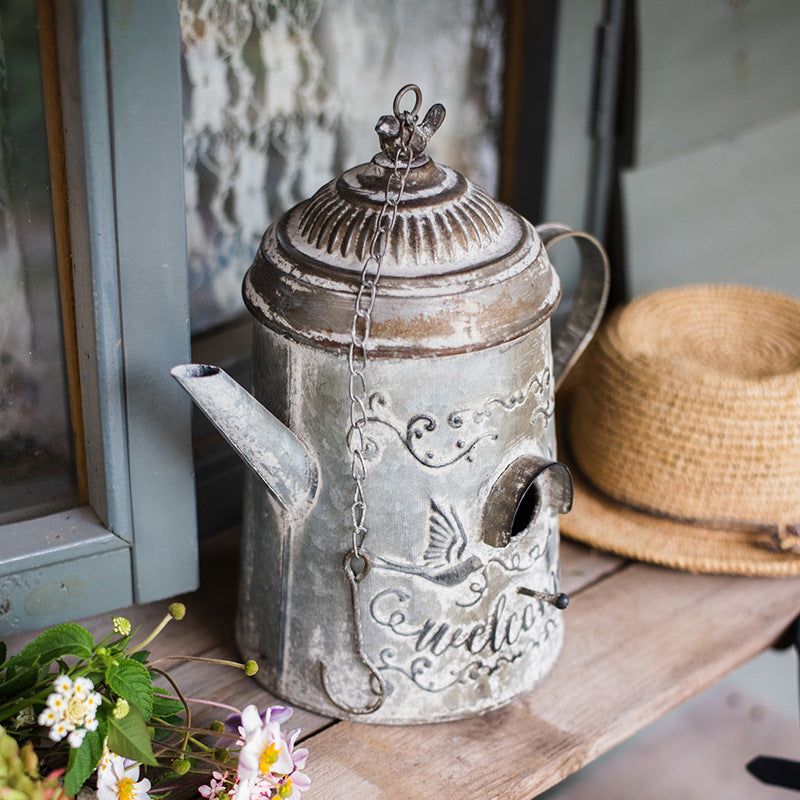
0, 2, 78, 523
181, 0, 506, 333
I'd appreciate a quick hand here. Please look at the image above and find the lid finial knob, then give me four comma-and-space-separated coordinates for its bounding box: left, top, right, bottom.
375, 84, 446, 162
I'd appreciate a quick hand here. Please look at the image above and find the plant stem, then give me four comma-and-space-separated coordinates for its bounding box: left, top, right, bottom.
187, 735, 212, 752
149, 667, 191, 752
130, 613, 173, 652
176, 696, 242, 716
148, 655, 248, 671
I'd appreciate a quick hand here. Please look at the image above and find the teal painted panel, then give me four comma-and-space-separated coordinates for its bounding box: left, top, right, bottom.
636, 0, 800, 167
0, 507, 124, 577
0, 0, 198, 635
105, 0, 198, 601
54, 0, 134, 538
0, 547, 133, 636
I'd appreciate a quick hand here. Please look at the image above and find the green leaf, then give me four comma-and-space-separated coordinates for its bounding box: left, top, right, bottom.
0, 664, 38, 699
107, 704, 157, 766
64, 723, 106, 797
151, 693, 185, 719
106, 657, 154, 720
4, 623, 94, 669
129, 650, 149, 664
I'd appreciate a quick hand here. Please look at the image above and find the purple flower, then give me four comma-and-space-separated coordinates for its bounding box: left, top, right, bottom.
233, 705, 295, 800
225, 705, 292, 733
198, 770, 230, 799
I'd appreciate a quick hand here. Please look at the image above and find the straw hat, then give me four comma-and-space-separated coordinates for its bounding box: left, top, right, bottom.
558, 284, 800, 576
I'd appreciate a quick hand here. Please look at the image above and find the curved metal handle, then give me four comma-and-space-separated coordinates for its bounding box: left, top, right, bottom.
537, 223, 610, 390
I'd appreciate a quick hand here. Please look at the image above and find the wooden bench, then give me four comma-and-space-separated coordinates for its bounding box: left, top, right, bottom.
7, 532, 800, 798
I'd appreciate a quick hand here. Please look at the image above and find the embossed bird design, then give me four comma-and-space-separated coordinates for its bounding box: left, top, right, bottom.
373, 500, 484, 586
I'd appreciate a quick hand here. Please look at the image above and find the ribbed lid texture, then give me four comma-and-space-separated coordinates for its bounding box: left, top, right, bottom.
285, 156, 515, 278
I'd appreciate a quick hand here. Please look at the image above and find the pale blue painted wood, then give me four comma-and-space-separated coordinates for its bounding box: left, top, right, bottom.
104, 0, 198, 601
0, 508, 123, 577
0, 548, 133, 636
55, 0, 134, 539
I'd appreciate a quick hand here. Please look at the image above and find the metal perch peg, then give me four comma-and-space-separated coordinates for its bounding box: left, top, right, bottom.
517, 587, 570, 610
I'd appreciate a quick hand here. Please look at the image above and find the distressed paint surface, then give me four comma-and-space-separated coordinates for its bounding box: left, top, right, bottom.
0, 547, 132, 635
236, 323, 565, 723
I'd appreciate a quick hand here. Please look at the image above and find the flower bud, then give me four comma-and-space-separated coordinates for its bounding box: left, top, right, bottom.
214, 748, 230, 762
168, 602, 186, 620
209, 720, 225, 733
244, 660, 259, 676
20, 742, 37, 775
112, 616, 131, 636
112, 699, 130, 719
172, 758, 191, 775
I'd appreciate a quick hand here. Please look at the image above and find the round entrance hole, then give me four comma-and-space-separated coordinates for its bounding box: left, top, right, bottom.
482, 456, 573, 548
510, 480, 540, 537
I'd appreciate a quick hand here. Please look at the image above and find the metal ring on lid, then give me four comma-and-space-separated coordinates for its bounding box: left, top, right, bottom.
393, 83, 422, 119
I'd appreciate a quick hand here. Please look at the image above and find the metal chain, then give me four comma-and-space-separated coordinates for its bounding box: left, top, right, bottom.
346, 103, 417, 561
320, 86, 420, 717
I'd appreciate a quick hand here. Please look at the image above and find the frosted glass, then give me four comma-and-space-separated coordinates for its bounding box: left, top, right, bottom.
0, 2, 78, 523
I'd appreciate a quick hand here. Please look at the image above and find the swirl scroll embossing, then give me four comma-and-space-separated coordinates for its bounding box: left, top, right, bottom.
365, 367, 552, 468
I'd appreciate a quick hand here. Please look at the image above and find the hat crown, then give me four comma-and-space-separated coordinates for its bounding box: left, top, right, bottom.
569, 285, 800, 526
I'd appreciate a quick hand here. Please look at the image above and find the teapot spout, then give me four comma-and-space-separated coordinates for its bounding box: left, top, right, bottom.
171, 364, 318, 516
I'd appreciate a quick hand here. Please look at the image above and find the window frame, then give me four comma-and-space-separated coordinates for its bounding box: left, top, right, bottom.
0, 0, 198, 635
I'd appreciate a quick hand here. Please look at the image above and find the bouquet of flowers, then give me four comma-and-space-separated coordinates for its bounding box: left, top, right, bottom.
0, 605, 310, 799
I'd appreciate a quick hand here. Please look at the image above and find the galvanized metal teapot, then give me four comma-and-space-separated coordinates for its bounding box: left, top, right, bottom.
172, 86, 609, 724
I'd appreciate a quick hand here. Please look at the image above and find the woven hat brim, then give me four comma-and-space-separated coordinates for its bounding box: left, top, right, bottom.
557, 411, 800, 577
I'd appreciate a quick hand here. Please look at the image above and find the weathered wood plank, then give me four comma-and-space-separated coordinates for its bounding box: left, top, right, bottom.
0, 531, 629, 800
539, 672, 799, 799
301, 564, 800, 799
559, 539, 624, 594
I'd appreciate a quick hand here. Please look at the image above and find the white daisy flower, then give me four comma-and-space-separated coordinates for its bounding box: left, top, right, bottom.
68, 728, 87, 748
96, 753, 152, 800
46, 693, 66, 712
40, 674, 102, 748
50, 722, 70, 742
38, 709, 58, 727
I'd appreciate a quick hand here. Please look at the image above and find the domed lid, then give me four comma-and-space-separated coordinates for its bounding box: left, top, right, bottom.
286, 157, 511, 278
244, 86, 560, 356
